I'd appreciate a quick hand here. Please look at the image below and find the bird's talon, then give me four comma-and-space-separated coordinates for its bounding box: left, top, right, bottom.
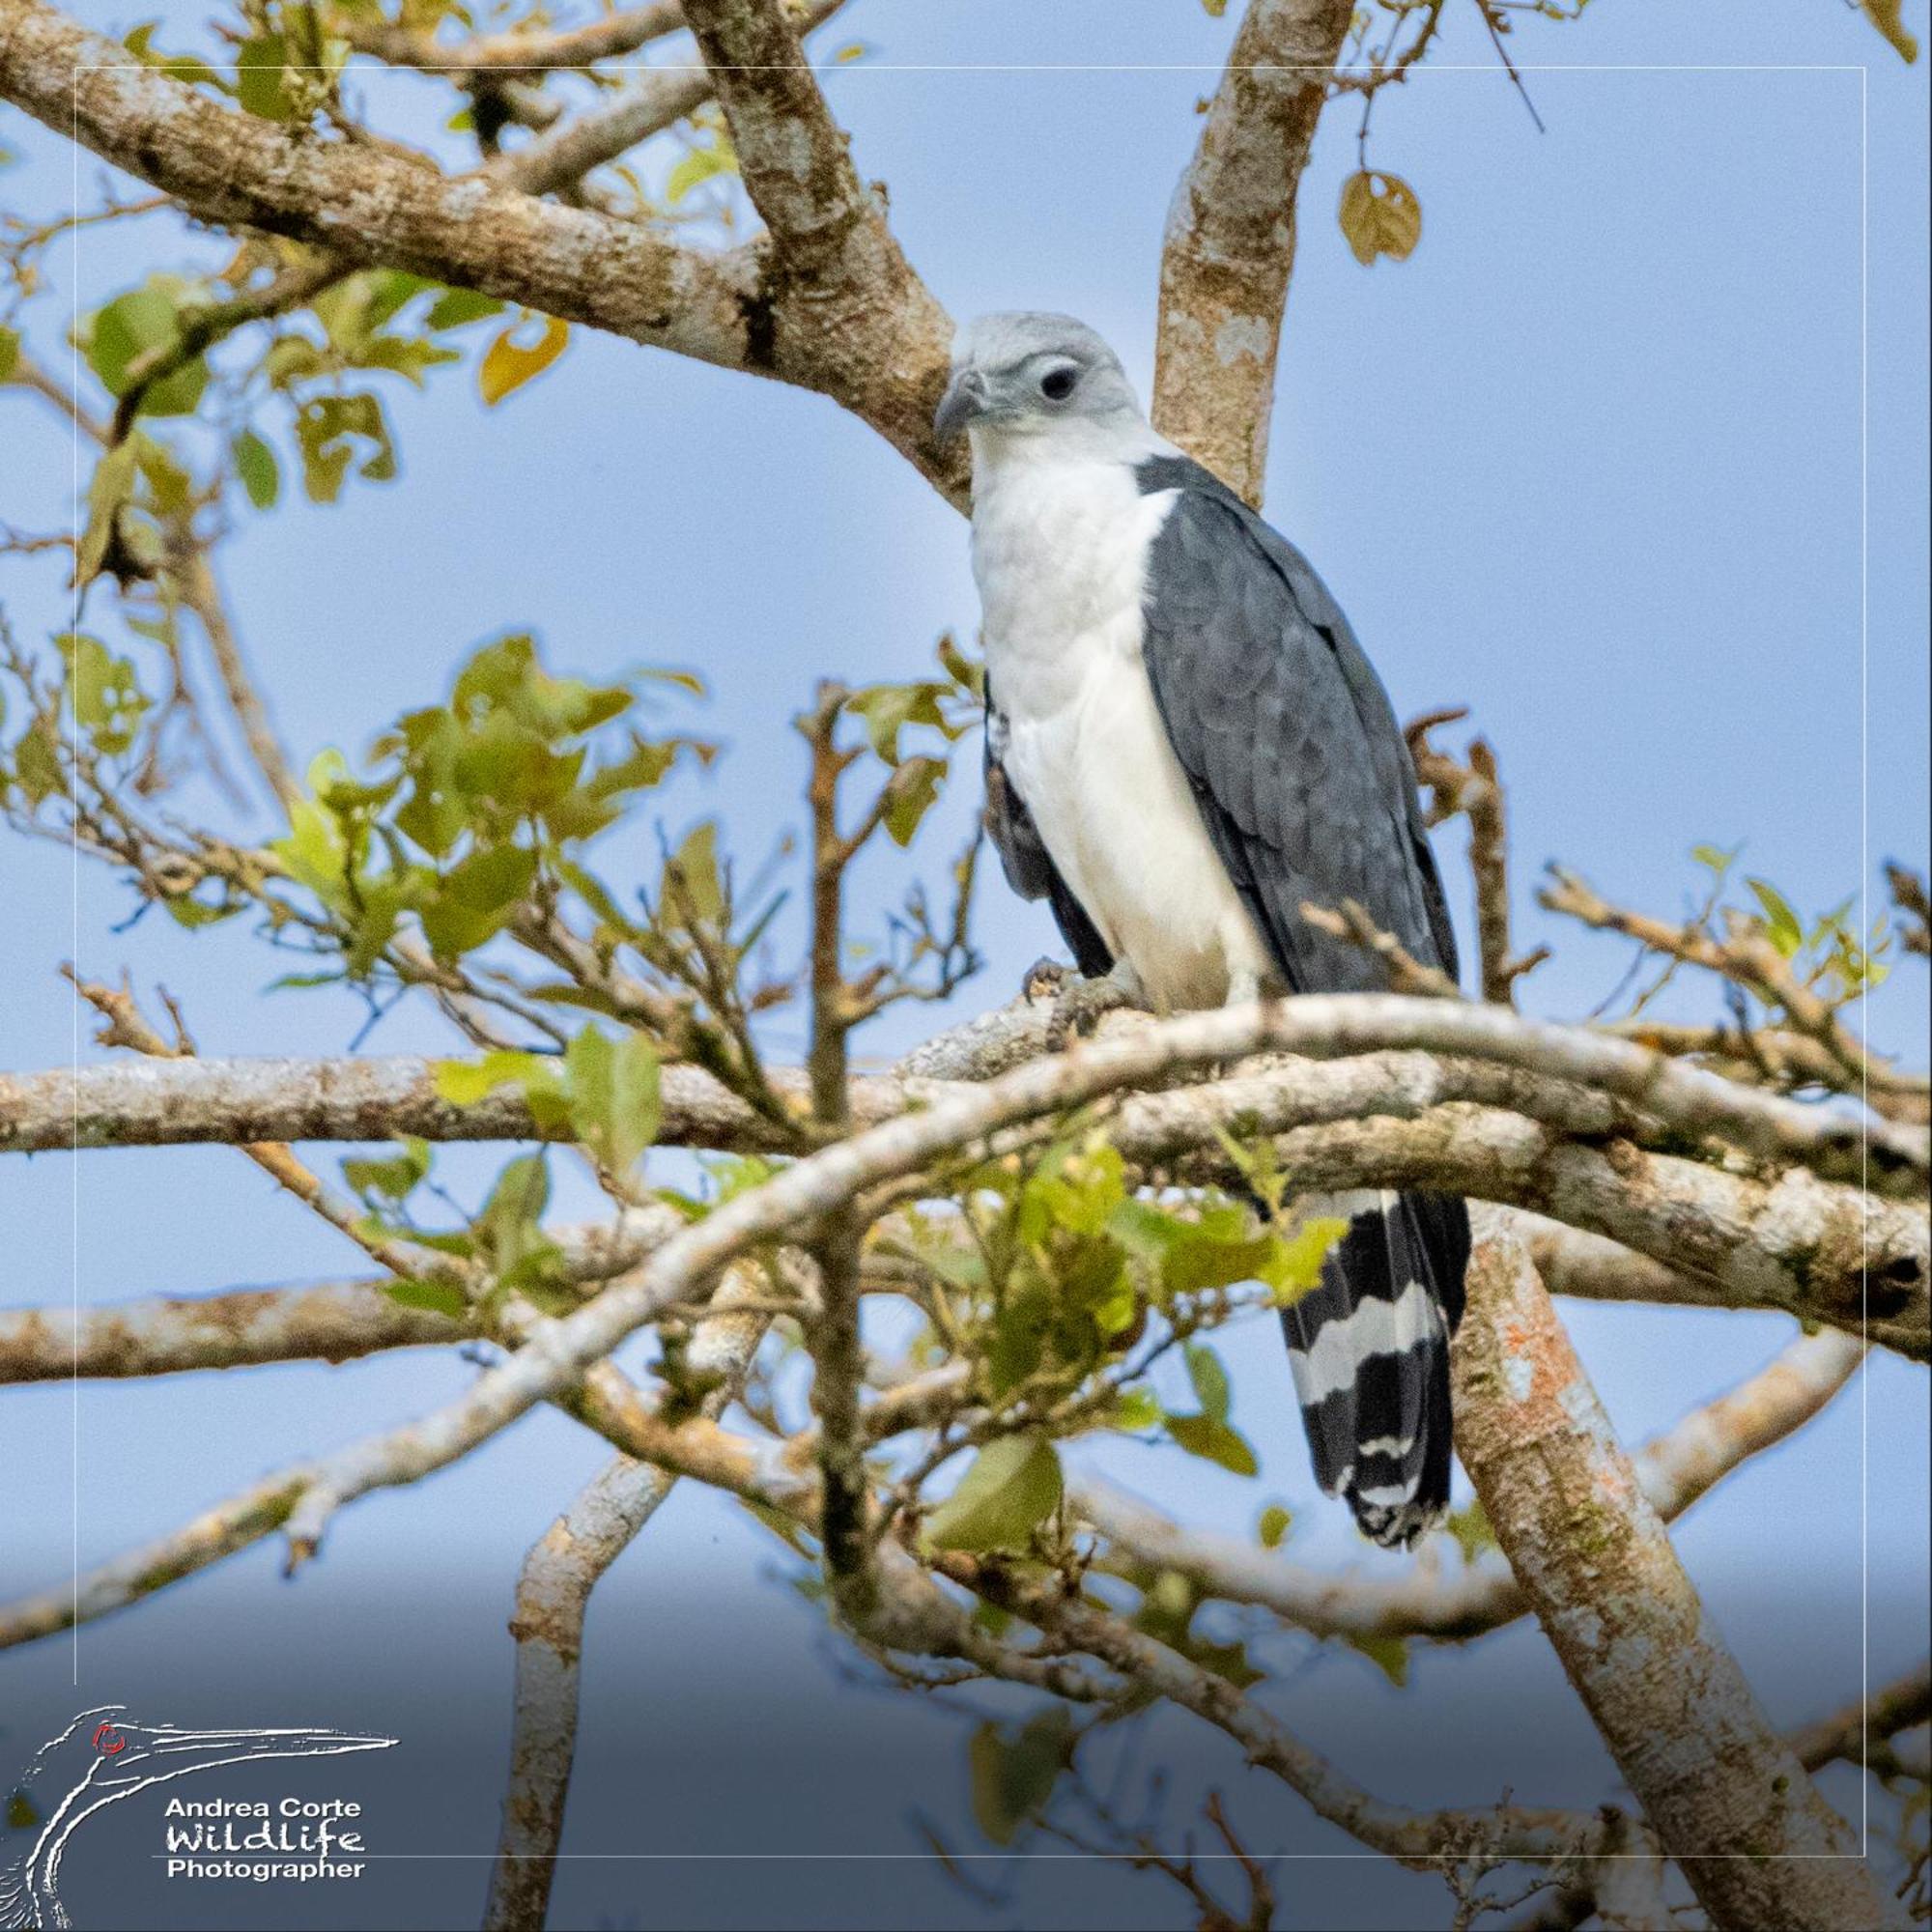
1023, 956, 1072, 1004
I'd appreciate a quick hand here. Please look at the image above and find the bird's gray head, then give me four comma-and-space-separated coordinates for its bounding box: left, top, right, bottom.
933, 312, 1148, 453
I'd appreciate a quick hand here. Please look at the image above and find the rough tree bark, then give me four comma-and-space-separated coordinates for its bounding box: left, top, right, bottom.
1454, 1209, 1906, 1931
1151, 0, 1354, 503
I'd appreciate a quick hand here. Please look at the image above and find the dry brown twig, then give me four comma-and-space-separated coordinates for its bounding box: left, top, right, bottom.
1405, 708, 1549, 1005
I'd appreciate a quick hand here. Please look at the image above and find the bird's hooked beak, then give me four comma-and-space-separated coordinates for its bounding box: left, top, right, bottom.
933, 367, 990, 442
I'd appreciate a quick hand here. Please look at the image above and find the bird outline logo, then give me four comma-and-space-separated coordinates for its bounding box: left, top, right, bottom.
0, 1704, 395, 1930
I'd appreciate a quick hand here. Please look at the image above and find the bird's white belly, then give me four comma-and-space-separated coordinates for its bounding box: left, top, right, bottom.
1004, 649, 1274, 1010
975, 464, 1275, 1011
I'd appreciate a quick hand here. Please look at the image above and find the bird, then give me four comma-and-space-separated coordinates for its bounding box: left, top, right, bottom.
1, 1706, 394, 1929
935, 311, 1471, 1548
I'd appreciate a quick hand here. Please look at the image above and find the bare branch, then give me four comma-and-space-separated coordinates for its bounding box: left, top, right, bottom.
1151, 0, 1354, 504
14, 993, 1921, 1183
1075, 1320, 1863, 1642
1406, 715, 1548, 1005
484, 1268, 769, 1932
0, 1278, 464, 1383
0, 0, 964, 493
679, 0, 963, 496
1788, 1661, 1931, 1776
488, 0, 847, 200
1453, 1209, 1903, 1931
931, 1548, 1596, 1869
338, 0, 688, 75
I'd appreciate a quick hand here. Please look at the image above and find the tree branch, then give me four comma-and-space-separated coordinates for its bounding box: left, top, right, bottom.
1151, 0, 1354, 504
678, 0, 964, 499
483, 1268, 769, 1932
0, 0, 962, 493
1453, 1210, 1905, 1931
1075, 1321, 1864, 1642
338, 0, 689, 76
486, 0, 847, 200
0, 1277, 465, 1382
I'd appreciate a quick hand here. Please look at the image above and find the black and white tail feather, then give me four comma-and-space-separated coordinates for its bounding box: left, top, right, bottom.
954, 314, 1474, 1551
1282, 1188, 1469, 1548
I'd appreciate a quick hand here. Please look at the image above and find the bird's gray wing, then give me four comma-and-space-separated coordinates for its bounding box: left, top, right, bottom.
983, 682, 1114, 980
1135, 462, 1458, 992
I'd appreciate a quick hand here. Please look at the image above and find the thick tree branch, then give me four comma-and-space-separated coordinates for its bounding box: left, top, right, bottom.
0, 1, 756, 362
679, 0, 964, 499
1453, 1210, 1904, 1931
483, 1268, 768, 1932
0, 0, 962, 493
0, 1277, 464, 1382
7, 996, 1926, 1353
13, 994, 1921, 1181
1151, 0, 1354, 503
486, 0, 846, 200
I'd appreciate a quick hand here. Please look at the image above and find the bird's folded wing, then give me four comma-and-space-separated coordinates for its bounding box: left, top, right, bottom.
1138, 479, 1459, 992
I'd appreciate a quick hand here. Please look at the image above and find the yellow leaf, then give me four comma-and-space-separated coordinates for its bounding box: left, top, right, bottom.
1860, 0, 1918, 60
1338, 169, 1422, 268
479, 313, 569, 407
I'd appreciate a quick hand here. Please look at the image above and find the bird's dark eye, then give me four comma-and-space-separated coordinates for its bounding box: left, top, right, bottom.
1039, 366, 1078, 402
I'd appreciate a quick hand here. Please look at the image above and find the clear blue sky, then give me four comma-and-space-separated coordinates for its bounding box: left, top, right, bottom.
3, 3, 1927, 1926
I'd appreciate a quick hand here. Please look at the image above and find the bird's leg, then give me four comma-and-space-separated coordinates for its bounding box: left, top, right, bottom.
1044, 957, 1145, 1051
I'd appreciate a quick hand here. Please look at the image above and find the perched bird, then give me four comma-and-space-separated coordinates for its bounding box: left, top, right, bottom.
936, 311, 1470, 1548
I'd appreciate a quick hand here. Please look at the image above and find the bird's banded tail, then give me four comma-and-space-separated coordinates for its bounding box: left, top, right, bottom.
1280, 1189, 1470, 1548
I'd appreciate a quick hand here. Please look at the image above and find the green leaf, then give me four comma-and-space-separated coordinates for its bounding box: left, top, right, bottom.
663, 819, 724, 924
231, 427, 279, 509
0, 325, 17, 383
480, 1151, 551, 1250
383, 1275, 469, 1320
125, 21, 228, 90
479, 314, 569, 406
967, 1708, 1072, 1846
162, 893, 239, 929
1446, 1499, 1495, 1566
56, 632, 148, 754
435, 1050, 561, 1117
1690, 841, 1737, 875
8, 1787, 42, 1831
1260, 1215, 1349, 1305
342, 1137, 432, 1203
1746, 876, 1804, 957
845, 680, 951, 765
426, 287, 506, 331
1184, 1342, 1231, 1424
236, 34, 299, 121
922, 1434, 1063, 1553
295, 392, 394, 502
1346, 1632, 1409, 1688
564, 1025, 661, 1174
1338, 169, 1422, 267
1258, 1503, 1293, 1549
882, 755, 945, 848
1166, 1413, 1259, 1477
84, 284, 210, 416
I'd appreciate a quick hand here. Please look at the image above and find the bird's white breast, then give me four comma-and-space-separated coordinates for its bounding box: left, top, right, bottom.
971, 447, 1276, 1010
